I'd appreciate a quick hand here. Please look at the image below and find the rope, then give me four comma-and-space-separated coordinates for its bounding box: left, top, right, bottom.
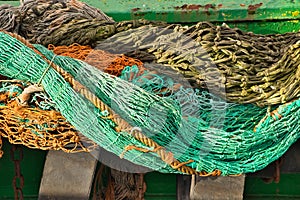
16, 85, 43, 106
4, 31, 120, 130
3, 31, 209, 175
0, 34, 97, 153
37, 55, 57, 85
4, 0, 300, 106
110, 169, 146, 200
124, 129, 222, 176
1, 29, 300, 175
46, 44, 218, 175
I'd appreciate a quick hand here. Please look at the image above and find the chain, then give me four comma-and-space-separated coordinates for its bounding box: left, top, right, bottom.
10, 144, 24, 200
0, 135, 3, 158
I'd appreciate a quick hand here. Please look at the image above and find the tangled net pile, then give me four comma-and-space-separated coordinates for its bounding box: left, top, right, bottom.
0, 36, 146, 154
0, 0, 114, 45
0, 80, 96, 153
2, 0, 300, 106
0, 30, 299, 176
97, 23, 300, 106
0, 0, 165, 46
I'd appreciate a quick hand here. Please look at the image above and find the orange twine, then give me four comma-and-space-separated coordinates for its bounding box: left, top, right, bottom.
48, 44, 145, 76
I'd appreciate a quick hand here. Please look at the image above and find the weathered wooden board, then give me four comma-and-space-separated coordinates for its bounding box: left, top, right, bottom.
38, 151, 97, 200
190, 175, 245, 200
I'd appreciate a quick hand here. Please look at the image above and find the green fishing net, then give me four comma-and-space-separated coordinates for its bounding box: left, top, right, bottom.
0, 31, 299, 175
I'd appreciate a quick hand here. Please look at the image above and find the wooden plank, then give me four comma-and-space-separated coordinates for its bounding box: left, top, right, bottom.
38, 150, 97, 200
177, 175, 191, 200
190, 175, 245, 200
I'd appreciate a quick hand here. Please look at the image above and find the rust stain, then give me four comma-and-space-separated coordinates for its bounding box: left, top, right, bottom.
131, 7, 141, 12
218, 4, 223, 8
174, 3, 217, 11
248, 2, 263, 14
240, 3, 246, 7
175, 4, 201, 10
187, 4, 202, 10
204, 4, 215, 10
204, 4, 216, 15
174, 4, 186, 10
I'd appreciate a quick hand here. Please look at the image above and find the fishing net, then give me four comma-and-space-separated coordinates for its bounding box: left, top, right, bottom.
48, 44, 145, 77
92, 165, 146, 200
0, 4, 20, 32
3, 0, 300, 106
108, 169, 145, 200
0, 0, 115, 45
0, 31, 299, 175
0, 42, 146, 153
0, 79, 97, 153
96, 23, 300, 106
0, 0, 165, 47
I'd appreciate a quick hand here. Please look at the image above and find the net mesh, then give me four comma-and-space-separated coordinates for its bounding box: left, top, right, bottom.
0, 80, 97, 153
96, 23, 300, 106
0, 0, 166, 47
48, 43, 145, 77
0, 31, 299, 175
0, 43, 146, 154
0, 0, 115, 46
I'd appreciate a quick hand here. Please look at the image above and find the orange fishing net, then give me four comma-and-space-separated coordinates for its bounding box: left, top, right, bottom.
48, 43, 145, 77
0, 81, 97, 153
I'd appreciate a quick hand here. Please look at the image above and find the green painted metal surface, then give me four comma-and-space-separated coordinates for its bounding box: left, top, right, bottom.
1, 0, 300, 34
0, 1, 18, 6
144, 172, 176, 200
82, 0, 300, 34
1, 0, 300, 23
0, 139, 46, 199
244, 173, 300, 199
81, 0, 300, 23
144, 173, 300, 199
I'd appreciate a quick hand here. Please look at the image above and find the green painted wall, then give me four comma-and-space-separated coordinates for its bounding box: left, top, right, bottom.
1, 0, 300, 34
145, 172, 300, 199
244, 174, 300, 199
3, 142, 298, 200
0, 1, 18, 6
0, 140, 46, 199
2, 0, 300, 23
144, 172, 177, 200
